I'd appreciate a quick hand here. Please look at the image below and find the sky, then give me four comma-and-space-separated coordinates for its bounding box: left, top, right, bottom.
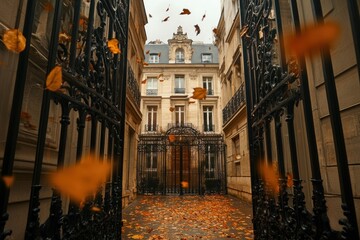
143, 0, 221, 44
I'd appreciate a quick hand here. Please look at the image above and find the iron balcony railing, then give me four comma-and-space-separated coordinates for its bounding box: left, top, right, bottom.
144, 124, 159, 132
146, 89, 158, 96
127, 65, 141, 106
167, 123, 194, 129
203, 124, 215, 132
174, 88, 185, 93
207, 89, 214, 95
222, 83, 245, 125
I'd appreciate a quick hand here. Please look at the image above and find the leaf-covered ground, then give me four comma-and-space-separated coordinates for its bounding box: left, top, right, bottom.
121, 195, 254, 239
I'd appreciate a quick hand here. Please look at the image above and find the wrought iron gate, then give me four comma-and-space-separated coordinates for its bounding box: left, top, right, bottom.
0, 0, 129, 239
137, 124, 226, 195
241, 0, 359, 239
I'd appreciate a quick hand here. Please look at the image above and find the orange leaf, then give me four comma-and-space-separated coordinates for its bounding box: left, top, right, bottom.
136, 57, 142, 64
169, 107, 175, 112
190, 87, 207, 100
146, 50, 150, 54
258, 162, 279, 194
158, 52, 161, 57
3, 29, 26, 53
43, 2, 53, 12
180, 9, 191, 15
108, 38, 121, 54
50, 154, 110, 203
157, 73, 163, 79
181, 181, 189, 188
194, 24, 201, 36
2, 176, 15, 188
159, 79, 164, 82
162, 16, 170, 22
287, 172, 293, 187
59, 32, 71, 43
46, 66, 63, 92
168, 134, 176, 142
212, 28, 218, 35
131, 235, 144, 239
141, 79, 147, 84
284, 21, 340, 57
143, 62, 149, 66
91, 206, 101, 212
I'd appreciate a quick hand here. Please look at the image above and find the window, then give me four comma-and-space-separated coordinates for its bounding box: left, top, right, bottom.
203, 77, 213, 95
146, 78, 158, 95
174, 75, 185, 93
149, 53, 159, 63
232, 136, 241, 176
147, 106, 157, 131
175, 48, 185, 63
203, 106, 214, 132
201, 53, 212, 63
205, 145, 216, 178
146, 145, 157, 171
175, 106, 185, 125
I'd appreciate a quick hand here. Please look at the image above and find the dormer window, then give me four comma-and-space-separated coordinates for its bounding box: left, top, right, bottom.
201, 53, 212, 63
175, 48, 185, 63
149, 53, 159, 63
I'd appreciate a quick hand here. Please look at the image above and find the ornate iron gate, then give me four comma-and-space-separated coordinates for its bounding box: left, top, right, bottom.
137, 125, 226, 195
240, 0, 359, 239
0, 0, 129, 239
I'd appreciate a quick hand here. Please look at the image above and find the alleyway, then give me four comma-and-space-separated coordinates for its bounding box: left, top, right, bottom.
121, 195, 254, 240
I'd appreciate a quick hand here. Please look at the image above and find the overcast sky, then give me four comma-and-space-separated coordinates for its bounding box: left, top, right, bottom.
143, 0, 221, 44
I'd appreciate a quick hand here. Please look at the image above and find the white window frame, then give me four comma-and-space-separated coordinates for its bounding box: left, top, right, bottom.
149, 53, 159, 63
201, 53, 212, 63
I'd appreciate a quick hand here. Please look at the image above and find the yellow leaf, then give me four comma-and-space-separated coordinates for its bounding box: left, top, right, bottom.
91, 206, 101, 212
50, 154, 110, 203
108, 38, 121, 54
46, 66, 63, 92
3, 29, 26, 53
190, 87, 207, 100
59, 32, 71, 43
131, 235, 144, 239
2, 176, 15, 188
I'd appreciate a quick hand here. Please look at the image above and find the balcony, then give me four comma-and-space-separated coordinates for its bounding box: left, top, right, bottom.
127, 66, 141, 106
203, 124, 215, 132
207, 89, 214, 95
167, 123, 194, 129
146, 89, 158, 96
174, 88, 185, 94
222, 83, 245, 125
144, 124, 159, 133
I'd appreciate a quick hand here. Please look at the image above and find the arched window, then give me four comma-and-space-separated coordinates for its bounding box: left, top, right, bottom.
175, 48, 185, 63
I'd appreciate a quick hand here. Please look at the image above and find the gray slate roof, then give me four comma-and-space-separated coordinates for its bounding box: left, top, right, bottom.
144, 43, 219, 64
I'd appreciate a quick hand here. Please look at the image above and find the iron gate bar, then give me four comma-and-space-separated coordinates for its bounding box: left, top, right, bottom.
0, 0, 37, 238
69, 0, 81, 72
311, 1, 359, 238
346, 0, 360, 83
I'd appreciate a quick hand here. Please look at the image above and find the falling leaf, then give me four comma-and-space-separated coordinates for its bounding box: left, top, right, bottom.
168, 134, 176, 142
2, 176, 15, 188
43, 2, 53, 12
136, 57, 142, 64
149, 14, 152, 18
131, 235, 144, 239
181, 181, 189, 188
86, 115, 92, 121
284, 21, 340, 57
162, 16, 170, 22
240, 25, 249, 38
50, 154, 110, 203
146, 50, 150, 54
202, 13, 206, 21
143, 62, 149, 66
3, 29, 26, 53
141, 79, 147, 84
258, 162, 279, 194
194, 24, 201, 36
169, 107, 175, 112
159, 79, 164, 82
91, 206, 101, 212
59, 32, 71, 43
287, 172, 293, 187
165, 5, 170, 12
190, 87, 207, 100
108, 38, 121, 54
46, 66, 63, 92
158, 52, 161, 57
157, 73, 163, 79
180, 9, 191, 15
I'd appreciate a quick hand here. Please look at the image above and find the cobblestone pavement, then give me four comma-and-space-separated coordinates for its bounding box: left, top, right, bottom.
121, 195, 254, 240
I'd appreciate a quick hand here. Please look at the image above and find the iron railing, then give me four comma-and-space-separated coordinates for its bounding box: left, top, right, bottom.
127, 64, 141, 106
144, 124, 159, 132
203, 124, 215, 132
0, 0, 130, 239
174, 88, 185, 93
240, 0, 359, 239
146, 89, 158, 95
222, 83, 245, 125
